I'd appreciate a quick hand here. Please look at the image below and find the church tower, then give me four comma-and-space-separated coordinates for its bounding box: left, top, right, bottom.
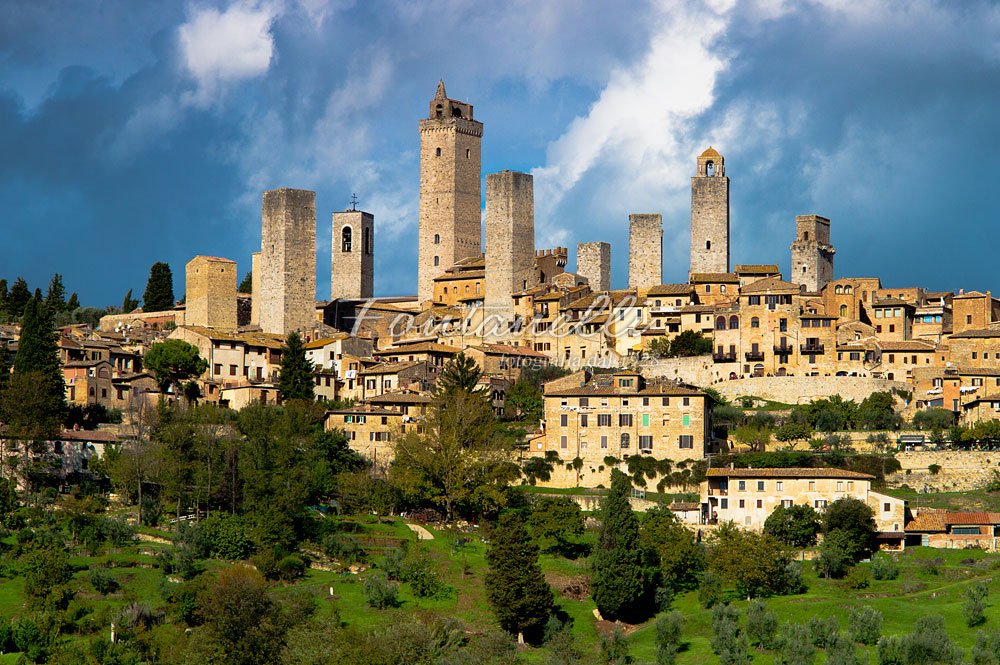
690, 147, 730, 276
417, 81, 483, 305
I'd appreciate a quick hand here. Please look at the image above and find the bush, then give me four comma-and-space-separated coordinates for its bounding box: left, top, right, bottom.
826, 631, 862, 665
808, 615, 838, 648
13, 616, 50, 663
965, 582, 989, 628
928, 464, 942, 475
600, 625, 634, 665
876, 635, 903, 665
777, 622, 815, 665
89, 567, 119, 595
99, 517, 136, 547
871, 553, 899, 580
969, 629, 1000, 665
845, 566, 871, 590
848, 606, 882, 645
699, 570, 724, 608
252, 548, 280, 580
711, 604, 750, 665
277, 555, 305, 581
655, 611, 684, 665
746, 599, 778, 649
781, 561, 808, 595
200, 514, 254, 560
655, 586, 675, 612
322, 532, 365, 563
363, 575, 399, 609
902, 615, 957, 665
815, 531, 853, 579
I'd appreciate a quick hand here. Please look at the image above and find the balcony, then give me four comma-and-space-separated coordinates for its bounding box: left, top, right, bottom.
708, 487, 728, 496
800, 343, 826, 354
745, 350, 765, 361
773, 345, 794, 355
713, 350, 737, 362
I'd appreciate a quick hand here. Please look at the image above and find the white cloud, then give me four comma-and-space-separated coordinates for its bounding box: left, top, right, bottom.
178, 0, 278, 102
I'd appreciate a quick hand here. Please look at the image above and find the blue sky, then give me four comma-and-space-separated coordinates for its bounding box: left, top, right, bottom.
3, 0, 1000, 307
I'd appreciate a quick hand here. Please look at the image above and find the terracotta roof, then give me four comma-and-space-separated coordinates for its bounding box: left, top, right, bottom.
905, 511, 946, 532
57, 429, 121, 443
367, 391, 434, 405
951, 328, 1000, 339
704, 467, 874, 480
546, 382, 705, 398
689, 272, 740, 284
302, 335, 349, 350
646, 284, 694, 296
957, 367, 1000, 376
740, 277, 803, 294
359, 361, 427, 375
564, 291, 637, 310
64, 359, 111, 368
953, 291, 989, 299
471, 344, 548, 358
878, 340, 936, 351
327, 406, 402, 417
873, 298, 914, 308
962, 392, 1000, 406
680, 304, 714, 313
699, 146, 721, 158
191, 255, 236, 263
943, 512, 1000, 525
734, 264, 780, 274
379, 342, 461, 354
434, 270, 485, 282
669, 502, 700, 511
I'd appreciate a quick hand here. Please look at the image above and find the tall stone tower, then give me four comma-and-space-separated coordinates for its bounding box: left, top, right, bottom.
250, 251, 261, 327
790, 214, 835, 292
577, 241, 611, 292
628, 214, 662, 289
185, 255, 237, 329
690, 146, 730, 275
331, 208, 374, 300
485, 170, 535, 321
259, 188, 316, 335
417, 81, 483, 305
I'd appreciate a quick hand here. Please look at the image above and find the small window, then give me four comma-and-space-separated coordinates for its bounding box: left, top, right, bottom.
884, 503, 891, 512
434, 256, 439, 266
466, 148, 471, 159
435, 147, 441, 157
342, 226, 352, 252
738, 481, 746, 491
756, 499, 763, 508
434, 234, 440, 244
757, 481, 764, 491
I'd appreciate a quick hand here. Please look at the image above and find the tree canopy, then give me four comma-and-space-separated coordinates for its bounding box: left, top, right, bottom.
144, 339, 208, 394
591, 469, 646, 621
277, 332, 315, 402
143, 261, 175, 312
484, 512, 554, 642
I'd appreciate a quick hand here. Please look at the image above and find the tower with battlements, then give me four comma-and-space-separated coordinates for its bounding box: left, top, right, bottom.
417, 81, 483, 305
690, 147, 730, 275
790, 214, 835, 292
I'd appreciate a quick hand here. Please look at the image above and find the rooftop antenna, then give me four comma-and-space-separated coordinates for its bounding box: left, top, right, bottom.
349, 193, 359, 211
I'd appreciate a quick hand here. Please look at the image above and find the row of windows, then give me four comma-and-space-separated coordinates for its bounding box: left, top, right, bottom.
802, 318, 832, 328
560, 413, 692, 428
874, 308, 903, 318
561, 396, 691, 408
340, 226, 372, 254
732, 479, 855, 492
558, 434, 693, 449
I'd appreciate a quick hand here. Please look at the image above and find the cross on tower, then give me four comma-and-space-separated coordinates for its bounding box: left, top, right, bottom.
349, 193, 359, 211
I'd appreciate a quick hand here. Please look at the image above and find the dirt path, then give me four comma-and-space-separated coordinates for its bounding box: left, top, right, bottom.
405, 523, 433, 540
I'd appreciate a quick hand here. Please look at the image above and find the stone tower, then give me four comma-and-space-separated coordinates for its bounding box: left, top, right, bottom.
485, 170, 535, 321
185, 255, 237, 330
417, 81, 483, 305
259, 188, 316, 336
690, 146, 730, 275
790, 214, 835, 292
577, 241, 611, 291
628, 214, 662, 290
331, 208, 374, 300
250, 251, 261, 327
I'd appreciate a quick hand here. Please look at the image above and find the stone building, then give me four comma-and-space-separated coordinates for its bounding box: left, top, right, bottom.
331, 208, 374, 300
952, 291, 1000, 334
250, 251, 261, 327
185, 255, 237, 330
485, 170, 535, 324
259, 188, 317, 336
417, 81, 483, 305
690, 147, 730, 276
790, 214, 835, 292
577, 241, 611, 291
628, 213, 662, 290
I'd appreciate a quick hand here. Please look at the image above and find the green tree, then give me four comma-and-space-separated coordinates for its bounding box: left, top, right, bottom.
44, 273, 66, 312
528, 496, 584, 555
591, 469, 646, 621
239, 271, 253, 294
435, 352, 485, 396
200, 565, 289, 665
778, 622, 815, 665
709, 522, 790, 598
969, 629, 1000, 665
848, 606, 883, 645
121, 288, 139, 314
601, 626, 634, 665
775, 422, 814, 447
7, 277, 30, 319
822, 497, 878, 562
764, 504, 821, 548
484, 512, 554, 643
669, 330, 713, 357
900, 615, 958, 665
506, 380, 543, 421
277, 331, 315, 402
655, 611, 684, 665
712, 603, 751, 665
22, 547, 73, 610
814, 529, 854, 579
65, 292, 79, 311
732, 425, 771, 452
648, 336, 672, 358
964, 581, 989, 628
640, 505, 704, 591
142, 261, 175, 312
143, 339, 208, 394
826, 631, 862, 665
746, 599, 778, 650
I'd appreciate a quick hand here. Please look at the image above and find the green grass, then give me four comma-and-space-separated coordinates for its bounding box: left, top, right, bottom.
881, 486, 1000, 512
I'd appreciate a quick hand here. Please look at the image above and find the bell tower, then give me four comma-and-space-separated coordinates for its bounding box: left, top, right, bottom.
417, 81, 483, 305
690, 147, 730, 276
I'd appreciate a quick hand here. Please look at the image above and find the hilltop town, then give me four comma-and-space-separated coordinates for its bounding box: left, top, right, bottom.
1, 82, 1000, 664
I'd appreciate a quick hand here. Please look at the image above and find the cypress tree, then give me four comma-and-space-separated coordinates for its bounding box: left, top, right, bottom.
591, 469, 646, 622
7, 277, 30, 319
143, 262, 175, 312
122, 289, 139, 314
238, 271, 253, 294
277, 332, 315, 402
45, 273, 66, 311
484, 512, 554, 642
0, 279, 8, 312
435, 352, 484, 396
65, 293, 79, 311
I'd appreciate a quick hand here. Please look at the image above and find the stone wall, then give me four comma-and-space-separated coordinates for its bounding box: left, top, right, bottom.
887, 450, 1000, 492
533, 462, 696, 495
331, 210, 374, 300
628, 214, 662, 289
712, 375, 909, 405
532, 491, 662, 513
98, 309, 184, 332
250, 252, 261, 327
638, 355, 719, 387
690, 154, 730, 274
790, 215, 834, 293
185, 255, 237, 330
577, 241, 610, 292
260, 188, 316, 336
485, 170, 534, 323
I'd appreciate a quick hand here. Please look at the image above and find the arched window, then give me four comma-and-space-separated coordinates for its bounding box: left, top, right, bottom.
729, 315, 739, 329
751, 317, 760, 328
844, 286, 853, 294
706, 161, 715, 176
835, 285, 843, 294
435, 147, 441, 157
443, 287, 448, 295
435, 104, 443, 118
363, 227, 371, 255
715, 316, 726, 330
434, 233, 440, 244
840, 304, 848, 317
434, 256, 439, 267
720, 284, 726, 293
341, 226, 352, 252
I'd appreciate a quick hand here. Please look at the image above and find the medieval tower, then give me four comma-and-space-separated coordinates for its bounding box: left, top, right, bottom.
417, 81, 483, 304
331, 207, 374, 300
577, 241, 611, 292
259, 187, 317, 335
185, 255, 237, 330
690, 147, 730, 275
485, 170, 535, 321
790, 214, 835, 292
628, 214, 662, 290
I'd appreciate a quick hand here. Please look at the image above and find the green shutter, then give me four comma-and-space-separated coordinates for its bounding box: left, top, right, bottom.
682, 415, 690, 427
642, 413, 649, 427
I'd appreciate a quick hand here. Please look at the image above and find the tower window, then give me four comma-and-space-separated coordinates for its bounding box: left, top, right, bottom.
706, 240, 711, 250
435, 147, 441, 157
803, 231, 809, 240
436, 104, 443, 118
802, 266, 806, 273
434, 234, 440, 244
341, 226, 352, 252
706, 161, 714, 176
466, 148, 471, 159
434, 256, 439, 267
363, 227, 371, 255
